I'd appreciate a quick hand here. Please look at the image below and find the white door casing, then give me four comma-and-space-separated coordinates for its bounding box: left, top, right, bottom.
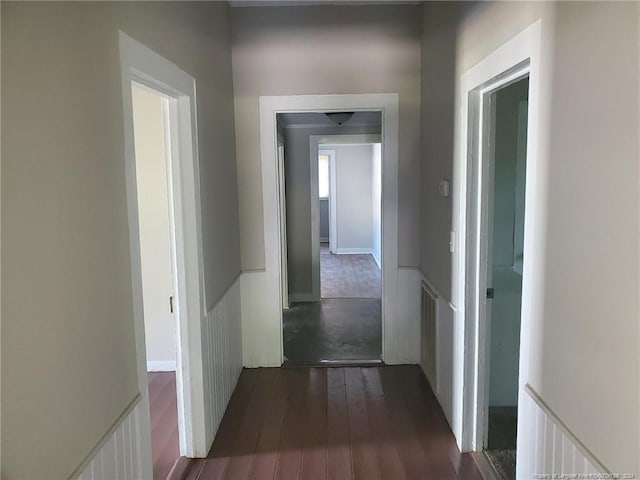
119, 31, 208, 459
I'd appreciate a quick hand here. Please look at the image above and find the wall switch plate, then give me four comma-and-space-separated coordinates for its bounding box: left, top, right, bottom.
449, 231, 456, 253
439, 179, 450, 197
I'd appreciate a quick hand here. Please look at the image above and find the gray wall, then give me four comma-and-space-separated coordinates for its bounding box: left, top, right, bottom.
231, 5, 422, 271
132, 85, 176, 369
1, 2, 240, 478
420, 1, 639, 472
282, 125, 379, 296
319, 199, 329, 241
334, 144, 375, 250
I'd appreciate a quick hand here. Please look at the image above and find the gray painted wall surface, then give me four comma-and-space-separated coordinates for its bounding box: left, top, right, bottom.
319, 199, 329, 241
420, 1, 639, 472
334, 144, 375, 250
1, 3, 240, 478
282, 125, 379, 296
231, 5, 422, 271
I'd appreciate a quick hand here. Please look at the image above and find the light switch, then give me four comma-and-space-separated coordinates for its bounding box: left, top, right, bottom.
439, 179, 450, 197
449, 231, 456, 253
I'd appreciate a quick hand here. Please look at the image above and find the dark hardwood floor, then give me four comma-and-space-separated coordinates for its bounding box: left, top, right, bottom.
148, 371, 180, 480
180, 365, 482, 480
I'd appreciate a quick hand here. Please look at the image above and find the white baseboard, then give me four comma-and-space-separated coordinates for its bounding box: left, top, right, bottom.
289, 293, 318, 303
147, 360, 176, 372
333, 248, 374, 255
320, 236, 329, 243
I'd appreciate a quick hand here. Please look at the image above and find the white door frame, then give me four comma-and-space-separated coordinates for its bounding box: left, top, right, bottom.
258, 94, 399, 364
456, 20, 542, 457
119, 32, 208, 458
277, 144, 289, 309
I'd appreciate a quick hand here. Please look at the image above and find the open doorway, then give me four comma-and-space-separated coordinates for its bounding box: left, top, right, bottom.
131, 84, 181, 479
276, 112, 383, 364
319, 143, 381, 299
480, 77, 529, 479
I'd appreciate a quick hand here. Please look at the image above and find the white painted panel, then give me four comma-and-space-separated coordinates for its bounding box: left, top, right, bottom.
371, 143, 382, 267
421, 274, 455, 428
396, 268, 421, 364
78, 276, 243, 479
201, 276, 244, 448
241, 271, 282, 368
435, 300, 454, 426
516, 386, 608, 480
76, 400, 148, 480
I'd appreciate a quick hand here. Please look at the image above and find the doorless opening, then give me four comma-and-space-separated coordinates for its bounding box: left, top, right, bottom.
120, 32, 209, 463
480, 77, 529, 479
131, 83, 182, 478
275, 112, 383, 365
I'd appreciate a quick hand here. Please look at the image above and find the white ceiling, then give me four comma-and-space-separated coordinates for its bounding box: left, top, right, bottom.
277, 111, 382, 128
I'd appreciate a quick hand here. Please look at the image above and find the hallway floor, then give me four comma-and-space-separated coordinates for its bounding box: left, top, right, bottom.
283, 299, 382, 363
148, 371, 179, 480
183, 365, 483, 480
320, 244, 381, 299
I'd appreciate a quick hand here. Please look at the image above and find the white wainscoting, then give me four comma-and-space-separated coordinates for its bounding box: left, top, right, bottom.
395, 267, 421, 365
242, 266, 421, 367
76, 276, 243, 479
76, 399, 149, 480
420, 274, 457, 430
517, 384, 605, 479
201, 275, 244, 446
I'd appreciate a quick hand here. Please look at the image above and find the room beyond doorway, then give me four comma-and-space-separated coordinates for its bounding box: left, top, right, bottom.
278, 112, 383, 365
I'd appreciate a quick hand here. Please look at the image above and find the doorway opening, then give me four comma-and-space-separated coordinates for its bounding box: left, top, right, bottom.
276, 112, 383, 365
131, 83, 181, 479
480, 77, 529, 479
120, 31, 210, 469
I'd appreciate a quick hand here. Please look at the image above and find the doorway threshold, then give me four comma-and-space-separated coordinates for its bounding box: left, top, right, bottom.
282, 359, 384, 368
470, 451, 502, 480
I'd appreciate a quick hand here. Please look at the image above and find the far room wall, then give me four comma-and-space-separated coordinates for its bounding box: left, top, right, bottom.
281, 125, 380, 298
131, 85, 177, 372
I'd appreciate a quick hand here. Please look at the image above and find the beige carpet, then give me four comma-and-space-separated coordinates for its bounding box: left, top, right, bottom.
321, 250, 381, 299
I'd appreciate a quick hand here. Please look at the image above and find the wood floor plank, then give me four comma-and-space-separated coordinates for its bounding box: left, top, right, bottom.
248, 369, 288, 480
203, 366, 482, 480
150, 376, 177, 434
361, 368, 408, 480
222, 369, 275, 480
148, 371, 174, 414
274, 369, 309, 480
198, 369, 260, 480
393, 366, 468, 480
152, 392, 179, 480
378, 366, 435, 479
326, 368, 353, 480
300, 368, 327, 480
344, 367, 381, 480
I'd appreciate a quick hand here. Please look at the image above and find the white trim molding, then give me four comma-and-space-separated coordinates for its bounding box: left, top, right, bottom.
241, 93, 410, 367
76, 397, 147, 480
453, 20, 545, 471
332, 248, 375, 255
119, 31, 208, 459
146, 361, 177, 372
517, 384, 605, 478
